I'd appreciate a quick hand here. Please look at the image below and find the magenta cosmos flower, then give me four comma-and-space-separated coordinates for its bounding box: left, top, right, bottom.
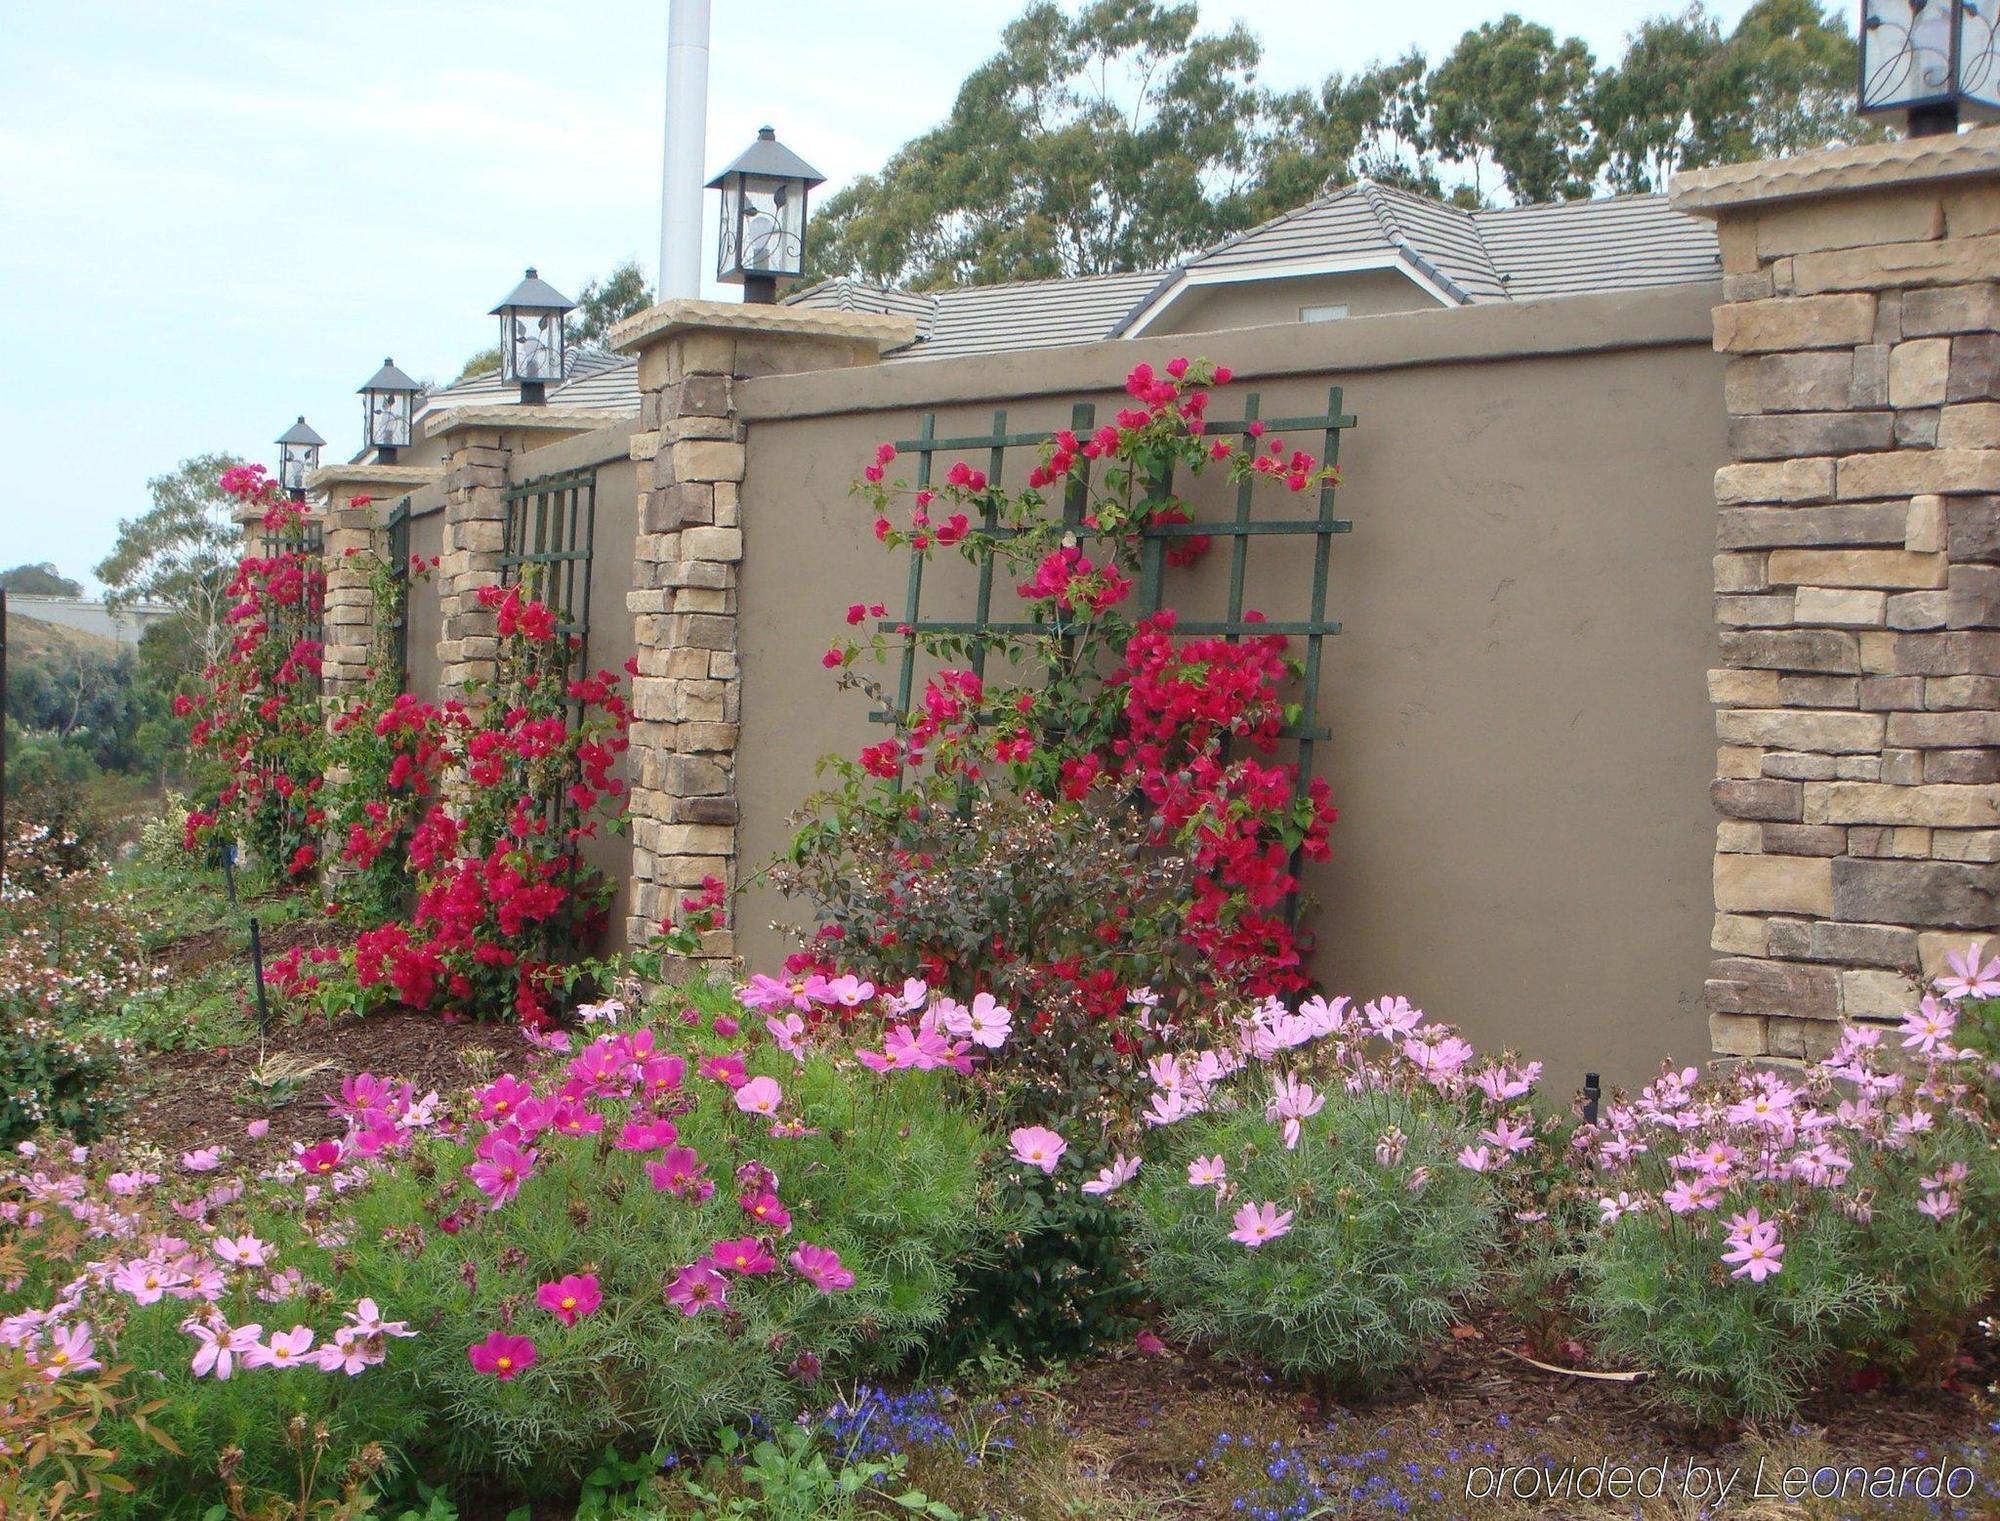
465, 1138, 537, 1208
647, 1145, 712, 1201
710, 1237, 779, 1276
666, 1263, 729, 1316
1228, 1201, 1295, 1248
467, 1330, 538, 1380
740, 1189, 791, 1232
1009, 1126, 1068, 1173
535, 1272, 603, 1326
789, 1242, 855, 1293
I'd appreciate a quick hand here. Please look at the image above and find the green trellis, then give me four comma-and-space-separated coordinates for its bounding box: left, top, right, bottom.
500, 467, 597, 677
874, 386, 1354, 770
383, 495, 413, 689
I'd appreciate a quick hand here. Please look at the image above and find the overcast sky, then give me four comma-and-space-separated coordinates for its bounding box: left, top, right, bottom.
0, 1, 1762, 592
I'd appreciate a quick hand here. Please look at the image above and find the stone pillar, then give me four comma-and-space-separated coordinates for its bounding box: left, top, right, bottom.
1674, 129, 2000, 1060
425, 409, 638, 701
302, 467, 442, 701
609, 300, 918, 964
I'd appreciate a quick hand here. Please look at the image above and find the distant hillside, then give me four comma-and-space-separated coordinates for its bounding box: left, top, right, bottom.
6, 612, 126, 662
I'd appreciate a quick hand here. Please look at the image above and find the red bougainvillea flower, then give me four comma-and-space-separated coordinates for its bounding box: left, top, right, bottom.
535, 1273, 602, 1327
467, 1330, 538, 1379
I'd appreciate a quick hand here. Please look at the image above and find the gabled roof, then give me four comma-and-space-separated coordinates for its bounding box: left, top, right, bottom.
415, 345, 638, 418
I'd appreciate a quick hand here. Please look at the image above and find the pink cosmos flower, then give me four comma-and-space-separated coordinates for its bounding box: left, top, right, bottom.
181, 1148, 223, 1173
1082, 1154, 1140, 1196
38, 1323, 97, 1381
1900, 996, 1958, 1056
699, 1053, 748, 1088
536, 1272, 603, 1326
648, 1145, 713, 1201
765, 1013, 808, 1057
1228, 1201, 1295, 1248
1918, 1189, 1960, 1220
1009, 1126, 1068, 1173
789, 1242, 856, 1293
1187, 1155, 1227, 1188
1597, 1191, 1642, 1224
314, 1328, 380, 1375
344, 1298, 413, 1341
666, 1263, 729, 1315
822, 974, 876, 1006
467, 1330, 537, 1379
614, 1118, 679, 1152
213, 1233, 271, 1268
298, 1140, 344, 1178
735, 1076, 783, 1116
113, 1260, 189, 1305
1936, 945, 2000, 1001
1722, 1226, 1784, 1283
1480, 1117, 1536, 1156
245, 1325, 316, 1369
1456, 1145, 1495, 1174
937, 992, 1012, 1049
740, 1190, 791, 1233
245, 1119, 271, 1140
710, 1237, 779, 1276
465, 1138, 537, 1208
552, 1099, 604, 1137
186, 1317, 261, 1380
476, 1074, 534, 1122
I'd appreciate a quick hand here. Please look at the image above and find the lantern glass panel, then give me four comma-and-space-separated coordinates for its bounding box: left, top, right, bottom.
278, 441, 318, 493
364, 389, 413, 450
501, 310, 566, 383
739, 173, 805, 277
1963, 1, 2000, 110
1862, 0, 1959, 110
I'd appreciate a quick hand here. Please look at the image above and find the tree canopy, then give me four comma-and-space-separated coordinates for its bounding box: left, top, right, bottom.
94, 451, 247, 665
0, 563, 83, 597
806, 0, 1870, 286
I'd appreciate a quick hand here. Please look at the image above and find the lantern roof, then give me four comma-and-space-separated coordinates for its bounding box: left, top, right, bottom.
358, 357, 421, 395
276, 416, 326, 447
706, 127, 825, 190
490, 267, 576, 315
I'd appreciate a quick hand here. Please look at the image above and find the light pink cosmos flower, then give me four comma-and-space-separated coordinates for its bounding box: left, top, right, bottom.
1662, 1178, 1720, 1215
245, 1119, 270, 1140
314, 1328, 380, 1375
789, 1242, 855, 1293
822, 974, 876, 1007
1900, 997, 1958, 1056
536, 1272, 604, 1325
1722, 1223, 1784, 1283
181, 1148, 223, 1173
38, 1323, 97, 1381
1009, 1126, 1068, 1173
186, 1317, 262, 1380
735, 1076, 783, 1116
666, 1263, 729, 1315
112, 1260, 189, 1305
106, 1170, 160, 1197
1082, 1154, 1140, 1196
1597, 1191, 1643, 1224
1936, 945, 2000, 1001
765, 1013, 808, 1057
1187, 1155, 1227, 1189
938, 992, 1011, 1049
1456, 1145, 1495, 1174
1480, 1117, 1536, 1156
246, 1325, 316, 1369
344, 1298, 413, 1341
1228, 1201, 1295, 1248
1145, 1087, 1205, 1127
1918, 1190, 1959, 1221
213, 1234, 271, 1269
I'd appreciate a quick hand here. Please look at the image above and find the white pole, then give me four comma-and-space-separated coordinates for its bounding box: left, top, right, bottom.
659, 0, 711, 301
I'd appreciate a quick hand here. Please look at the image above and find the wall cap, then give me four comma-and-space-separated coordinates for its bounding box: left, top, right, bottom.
303, 463, 443, 492
1670, 126, 2000, 216
608, 296, 918, 356
423, 405, 637, 440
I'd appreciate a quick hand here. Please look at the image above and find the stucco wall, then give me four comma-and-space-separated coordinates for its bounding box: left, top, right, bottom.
1146, 267, 1441, 335
729, 286, 1730, 1083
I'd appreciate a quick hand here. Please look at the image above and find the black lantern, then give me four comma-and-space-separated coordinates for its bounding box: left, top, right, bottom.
1860, 1, 2000, 134
358, 357, 421, 462
707, 127, 825, 303
275, 417, 325, 502
490, 267, 575, 403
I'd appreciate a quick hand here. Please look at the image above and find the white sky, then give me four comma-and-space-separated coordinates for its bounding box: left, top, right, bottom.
0, 1, 1761, 590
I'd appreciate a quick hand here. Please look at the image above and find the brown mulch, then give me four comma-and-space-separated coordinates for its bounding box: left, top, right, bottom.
114, 1007, 518, 1164
1057, 1313, 1997, 1500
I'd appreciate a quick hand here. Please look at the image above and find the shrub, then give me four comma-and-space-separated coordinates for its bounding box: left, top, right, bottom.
0, 819, 150, 1143
1575, 981, 2000, 1428
1127, 995, 1505, 1389
0, 977, 1001, 1515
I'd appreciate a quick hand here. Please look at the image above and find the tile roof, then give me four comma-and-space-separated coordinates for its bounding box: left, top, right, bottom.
379, 186, 1719, 414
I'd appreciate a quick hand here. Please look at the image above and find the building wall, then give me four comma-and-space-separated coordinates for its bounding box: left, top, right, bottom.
6, 596, 173, 644
1145, 267, 1442, 336
728, 285, 1729, 1083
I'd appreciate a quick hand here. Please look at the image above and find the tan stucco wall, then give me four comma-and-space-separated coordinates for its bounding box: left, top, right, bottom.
729, 285, 1729, 1084
1147, 267, 1442, 336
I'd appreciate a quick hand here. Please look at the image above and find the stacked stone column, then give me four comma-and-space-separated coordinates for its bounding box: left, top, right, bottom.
1674, 129, 2000, 1059
318, 498, 379, 700
609, 300, 916, 967
432, 425, 513, 700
